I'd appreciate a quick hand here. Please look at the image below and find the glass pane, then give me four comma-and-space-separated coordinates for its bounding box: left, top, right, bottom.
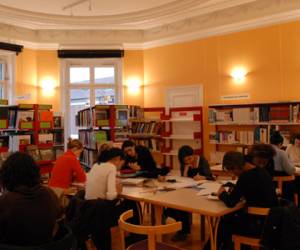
95, 67, 115, 84
70, 89, 90, 138
0, 63, 3, 81
95, 88, 115, 105
70, 67, 90, 84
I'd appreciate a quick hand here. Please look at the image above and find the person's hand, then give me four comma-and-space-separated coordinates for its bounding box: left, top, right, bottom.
217, 186, 226, 197
193, 174, 206, 181
157, 175, 166, 182
116, 179, 123, 194
128, 162, 141, 171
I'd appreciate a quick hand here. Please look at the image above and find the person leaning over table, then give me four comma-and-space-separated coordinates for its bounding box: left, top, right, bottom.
85, 147, 141, 250
164, 145, 214, 242
204, 151, 278, 250
49, 139, 86, 189
121, 140, 160, 178
286, 133, 300, 164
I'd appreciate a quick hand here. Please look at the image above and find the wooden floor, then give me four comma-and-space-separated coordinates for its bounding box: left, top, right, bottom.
87, 214, 207, 250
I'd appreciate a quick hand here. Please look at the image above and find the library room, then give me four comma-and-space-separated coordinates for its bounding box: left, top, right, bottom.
0, 0, 300, 250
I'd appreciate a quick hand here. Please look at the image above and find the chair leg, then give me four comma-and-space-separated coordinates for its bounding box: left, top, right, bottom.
294, 193, 298, 206
200, 215, 205, 242
234, 240, 241, 250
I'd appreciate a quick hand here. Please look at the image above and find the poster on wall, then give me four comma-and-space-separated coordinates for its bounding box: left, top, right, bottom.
220, 93, 250, 101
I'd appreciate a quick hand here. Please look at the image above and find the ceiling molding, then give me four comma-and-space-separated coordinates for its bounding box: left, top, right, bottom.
0, 0, 256, 30
1, 0, 300, 50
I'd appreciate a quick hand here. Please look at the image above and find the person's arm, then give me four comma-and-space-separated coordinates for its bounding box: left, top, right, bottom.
106, 168, 118, 200
280, 150, 296, 175
198, 156, 214, 179
72, 159, 86, 183
218, 178, 243, 208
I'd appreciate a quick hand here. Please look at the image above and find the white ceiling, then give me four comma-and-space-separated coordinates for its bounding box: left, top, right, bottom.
0, 0, 300, 49
0, 0, 176, 16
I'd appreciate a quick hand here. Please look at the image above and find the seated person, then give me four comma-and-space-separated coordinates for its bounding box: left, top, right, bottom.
121, 140, 159, 177
247, 143, 276, 176
204, 151, 278, 250
165, 145, 214, 242
49, 139, 86, 189
270, 131, 296, 202
286, 133, 300, 164
178, 145, 214, 180
270, 131, 295, 176
85, 148, 140, 250
0, 152, 60, 246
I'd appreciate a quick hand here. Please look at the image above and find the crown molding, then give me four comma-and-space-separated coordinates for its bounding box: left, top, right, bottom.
1, 0, 300, 50
0, 0, 255, 30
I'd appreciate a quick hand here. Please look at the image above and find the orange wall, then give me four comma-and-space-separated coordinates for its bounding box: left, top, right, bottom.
143, 20, 300, 158
123, 50, 144, 107
15, 48, 38, 104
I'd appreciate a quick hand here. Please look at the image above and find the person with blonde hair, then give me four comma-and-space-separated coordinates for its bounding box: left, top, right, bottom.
49, 139, 86, 189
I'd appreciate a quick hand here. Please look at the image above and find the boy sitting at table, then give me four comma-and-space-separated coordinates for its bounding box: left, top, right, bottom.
204, 151, 278, 250
165, 145, 214, 242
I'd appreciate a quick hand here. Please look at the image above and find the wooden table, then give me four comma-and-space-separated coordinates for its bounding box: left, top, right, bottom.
121, 182, 244, 250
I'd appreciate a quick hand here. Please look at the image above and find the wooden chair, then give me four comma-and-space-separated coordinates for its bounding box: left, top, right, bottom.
232, 207, 270, 250
119, 210, 183, 250
273, 175, 298, 206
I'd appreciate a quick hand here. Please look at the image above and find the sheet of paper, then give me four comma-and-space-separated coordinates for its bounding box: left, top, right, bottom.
196, 182, 222, 196
121, 178, 146, 185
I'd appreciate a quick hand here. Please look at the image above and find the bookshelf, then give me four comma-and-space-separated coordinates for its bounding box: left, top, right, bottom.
209, 101, 300, 163
76, 104, 130, 169
161, 106, 204, 169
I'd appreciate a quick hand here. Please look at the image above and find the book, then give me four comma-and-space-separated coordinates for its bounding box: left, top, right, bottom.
39, 111, 53, 122
38, 133, 54, 144
16, 111, 34, 128
26, 145, 41, 161
39, 148, 55, 161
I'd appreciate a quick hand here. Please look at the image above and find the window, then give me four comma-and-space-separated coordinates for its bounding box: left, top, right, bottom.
0, 51, 15, 103
61, 59, 122, 139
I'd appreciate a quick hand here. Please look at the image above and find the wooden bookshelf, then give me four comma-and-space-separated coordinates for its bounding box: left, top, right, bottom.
209, 101, 300, 161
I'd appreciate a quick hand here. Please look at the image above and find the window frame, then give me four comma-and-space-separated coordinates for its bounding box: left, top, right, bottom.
60, 58, 123, 141
0, 50, 15, 104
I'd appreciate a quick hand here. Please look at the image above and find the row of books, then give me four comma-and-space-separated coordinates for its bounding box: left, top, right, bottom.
131, 121, 162, 135
76, 109, 92, 127
80, 148, 97, 169
129, 106, 144, 119
209, 105, 300, 123
131, 138, 162, 152
209, 128, 268, 145
79, 130, 109, 150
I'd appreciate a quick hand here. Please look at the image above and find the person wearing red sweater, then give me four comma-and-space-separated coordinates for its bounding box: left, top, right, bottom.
49, 139, 86, 189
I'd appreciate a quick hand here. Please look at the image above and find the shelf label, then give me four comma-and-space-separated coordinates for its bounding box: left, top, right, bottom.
220, 93, 250, 101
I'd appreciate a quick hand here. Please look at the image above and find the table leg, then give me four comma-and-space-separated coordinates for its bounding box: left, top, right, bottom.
206, 216, 220, 250
200, 215, 205, 242
154, 205, 163, 242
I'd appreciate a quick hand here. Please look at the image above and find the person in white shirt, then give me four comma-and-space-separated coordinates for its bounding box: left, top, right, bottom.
286, 133, 300, 165
270, 131, 296, 203
270, 131, 295, 175
85, 148, 140, 250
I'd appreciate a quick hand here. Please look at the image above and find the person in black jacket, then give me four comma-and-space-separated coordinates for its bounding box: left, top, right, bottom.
0, 152, 60, 247
246, 143, 276, 176
204, 151, 278, 250
122, 140, 159, 177
166, 145, 214, 242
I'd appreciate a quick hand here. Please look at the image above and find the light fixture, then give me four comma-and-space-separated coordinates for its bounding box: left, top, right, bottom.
127, 77, 141, 95
231, 67, 247, 83
41, 77, 56, 97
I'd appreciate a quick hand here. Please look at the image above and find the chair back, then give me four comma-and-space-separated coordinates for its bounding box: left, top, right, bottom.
247, 207, 270, 216
119, 210, 182, 250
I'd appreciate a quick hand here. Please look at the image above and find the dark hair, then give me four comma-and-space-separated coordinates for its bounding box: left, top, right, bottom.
291, 133, 300, 144
270, 131, 284, 145
121, 140, 135, 151
0, 152, 40, 191
178, 145, 194, 175
97, 148, 124, 163
222, 151, 245, 171
248, 143, 276, 160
